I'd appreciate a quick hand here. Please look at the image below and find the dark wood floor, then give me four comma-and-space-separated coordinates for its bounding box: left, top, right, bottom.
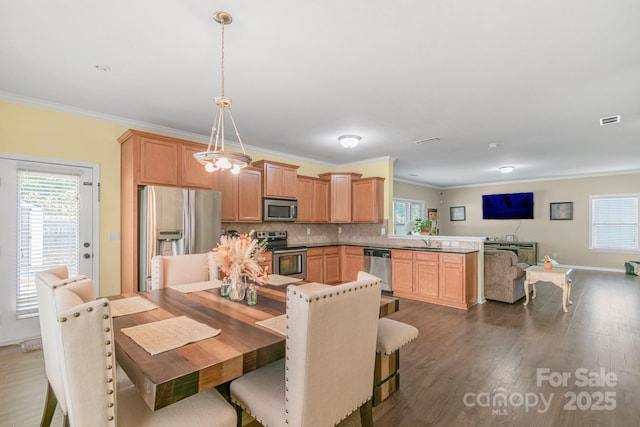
2, 270, 639, 426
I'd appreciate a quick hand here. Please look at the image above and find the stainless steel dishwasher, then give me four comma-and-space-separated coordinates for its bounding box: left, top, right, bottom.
363, 247, 392, 292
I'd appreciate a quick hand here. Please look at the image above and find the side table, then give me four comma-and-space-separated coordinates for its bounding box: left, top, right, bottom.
523, 265, 573, 312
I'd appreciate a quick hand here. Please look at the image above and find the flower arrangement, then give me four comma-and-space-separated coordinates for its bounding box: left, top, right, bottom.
210, 230, 269, 285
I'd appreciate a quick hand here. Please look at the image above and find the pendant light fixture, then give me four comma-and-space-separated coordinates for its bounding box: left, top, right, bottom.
194, 11, 252, 174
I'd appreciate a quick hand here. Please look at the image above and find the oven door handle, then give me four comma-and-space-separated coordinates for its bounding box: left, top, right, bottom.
273, 248, 307, 254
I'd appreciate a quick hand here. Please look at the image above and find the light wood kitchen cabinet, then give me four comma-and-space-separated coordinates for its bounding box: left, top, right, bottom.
391, 249, 478, 310
252, 160, 299, 200
306, 246, 340, 284
340, 246, 364, 282
391, 250, 413, 294
318, 172, 362, 223
352, 177, 385, 223
214, 167, 262, 222
413, 252, 439, 298
118, 129, 219, 294
296, 175, 330, 223
181, 144, 216, 189
306, 247, 324, 283
258, 251, 272, 274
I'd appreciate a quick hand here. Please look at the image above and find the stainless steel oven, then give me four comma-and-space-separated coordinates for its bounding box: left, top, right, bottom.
272, 247, 307, 279
256, 230, 307, 280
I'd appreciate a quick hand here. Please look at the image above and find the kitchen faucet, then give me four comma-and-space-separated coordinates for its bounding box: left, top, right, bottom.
422, 238, 431, 248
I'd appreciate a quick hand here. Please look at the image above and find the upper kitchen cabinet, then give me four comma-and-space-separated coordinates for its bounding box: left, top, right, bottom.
296, 175, 330, 223
352, 177, 385, 223
252, 160, 299, 199
119, 129, 215, 189
318, 172, 362, 223
214, 167, 262, 222
118, 129, 216, 293
181, 144, 216, 189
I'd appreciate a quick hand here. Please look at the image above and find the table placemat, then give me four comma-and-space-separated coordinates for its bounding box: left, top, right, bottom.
110, 296, 158, 317
169, 280, 222, 293
255, 314, 287, 336
263, 275, 303, 286
121, 316, 221, 355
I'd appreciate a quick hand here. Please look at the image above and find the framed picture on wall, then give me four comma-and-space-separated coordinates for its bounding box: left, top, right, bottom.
550, 202, 573, 220
450, 206, 466, 221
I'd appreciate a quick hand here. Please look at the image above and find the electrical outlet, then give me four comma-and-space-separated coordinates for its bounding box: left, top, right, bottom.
442, 241, 450, 246
338, 227, 342, 234
451, 241, 459, 247
306, 228, 311, 235
381, 228, 385, 235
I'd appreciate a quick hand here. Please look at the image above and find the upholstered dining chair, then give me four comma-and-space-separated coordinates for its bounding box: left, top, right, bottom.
52, 277, 237, 427
150, 253, 216, 289
35, 266, 85, 427
230, 271, 382, 427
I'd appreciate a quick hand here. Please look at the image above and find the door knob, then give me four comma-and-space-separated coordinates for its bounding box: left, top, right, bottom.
83, 242, 91, 248
83, 253, 91, 259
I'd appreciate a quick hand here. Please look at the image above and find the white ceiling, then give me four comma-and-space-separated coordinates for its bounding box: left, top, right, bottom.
1, 1, 639, 188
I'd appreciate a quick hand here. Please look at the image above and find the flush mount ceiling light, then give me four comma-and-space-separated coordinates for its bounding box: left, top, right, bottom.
193, 11, 252, 174
499, 166, 515, 174
338, 134, 361, 148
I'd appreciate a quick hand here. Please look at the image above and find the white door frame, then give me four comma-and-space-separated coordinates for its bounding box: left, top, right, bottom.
0, 152, 100, 345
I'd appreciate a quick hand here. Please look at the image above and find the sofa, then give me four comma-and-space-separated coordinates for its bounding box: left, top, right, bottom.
484, 250, 530, 303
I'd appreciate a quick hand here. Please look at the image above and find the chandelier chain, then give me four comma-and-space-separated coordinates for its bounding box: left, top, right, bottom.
220, 19, 225, 97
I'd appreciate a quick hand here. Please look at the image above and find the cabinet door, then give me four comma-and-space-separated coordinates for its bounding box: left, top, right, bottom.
296, 177, 313, 222
139, 137, 179, 186
414, 259, 439, 297
258, 252, 273, 274
341, 246, 364, 282
306, 248, 324, 283
314, 180, 330, 223
281, 167, 298, 199
439, 263, 465, 303
352, 177, 384, 223
323, 247, 341, 284
391, 250, 413, 294
237, 168, 262, 222
215, 172, 238, 222
330, 174, 351, 223
181, 144, 214, 189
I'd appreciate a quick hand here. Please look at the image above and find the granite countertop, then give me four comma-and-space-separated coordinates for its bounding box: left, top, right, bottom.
301, 242, 478, 254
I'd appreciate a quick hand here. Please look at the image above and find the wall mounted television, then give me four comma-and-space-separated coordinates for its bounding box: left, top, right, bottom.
482, 192, 534, 220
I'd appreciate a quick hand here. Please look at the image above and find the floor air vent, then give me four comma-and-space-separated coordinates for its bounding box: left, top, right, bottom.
600, 115, 621, 126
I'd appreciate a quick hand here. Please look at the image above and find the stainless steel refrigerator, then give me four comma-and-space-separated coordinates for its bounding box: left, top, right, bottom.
138, 185, 222, 291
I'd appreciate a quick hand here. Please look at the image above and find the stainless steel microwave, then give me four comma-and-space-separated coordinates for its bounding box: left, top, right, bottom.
263, 198, 297, 222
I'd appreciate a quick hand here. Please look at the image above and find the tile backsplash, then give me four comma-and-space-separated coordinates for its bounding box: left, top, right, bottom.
221, 221, 390, 246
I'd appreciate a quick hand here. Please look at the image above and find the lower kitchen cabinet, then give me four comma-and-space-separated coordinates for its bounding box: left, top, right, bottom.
340, 246, 364, 282
306, 246, 340, 284
391, 249, 477, 310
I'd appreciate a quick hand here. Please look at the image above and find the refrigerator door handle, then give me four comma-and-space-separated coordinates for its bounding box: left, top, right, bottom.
183, 189, 193, 254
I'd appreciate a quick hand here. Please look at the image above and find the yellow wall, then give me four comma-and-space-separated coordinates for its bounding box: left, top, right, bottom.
1, 101, 391, 295
1, 101, 127, 296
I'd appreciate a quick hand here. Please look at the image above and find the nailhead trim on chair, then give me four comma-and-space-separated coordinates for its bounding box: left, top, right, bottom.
57, 300, 117, 423
282, 279, 380, 425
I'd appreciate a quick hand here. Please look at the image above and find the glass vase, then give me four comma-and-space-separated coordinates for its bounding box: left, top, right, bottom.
220, 277, 231, 297
228, 277, 246, 301
246, 284, 258, 306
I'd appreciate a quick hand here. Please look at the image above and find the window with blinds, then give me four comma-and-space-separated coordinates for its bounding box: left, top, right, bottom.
16, 170, 80, 319
590, 194, 639, 252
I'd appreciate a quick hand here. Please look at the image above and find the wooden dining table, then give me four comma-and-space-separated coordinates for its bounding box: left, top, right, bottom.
111, 282, 399, 411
